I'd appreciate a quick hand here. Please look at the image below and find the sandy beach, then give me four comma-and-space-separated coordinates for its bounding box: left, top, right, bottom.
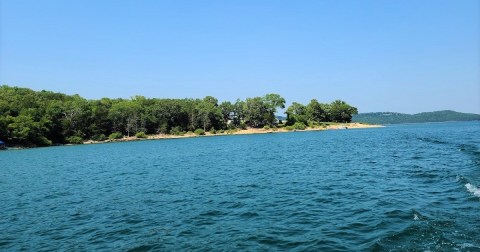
84, 123, 382, 144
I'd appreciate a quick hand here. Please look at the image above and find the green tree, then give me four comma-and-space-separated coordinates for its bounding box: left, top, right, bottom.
243, 94, 285, 127
108, 99, 143, 137
306, 99, 327, 123
286, 102, 308, 125
263, 94, 285, 125
233, 99, 245, 126
196, 96, 222, 131
263, 94, 286, 113
329, 100, 358, 123
7, 114, 52, 146
61, 96, 92, 138
219, 101, 234, 125
244, 97, 269, 127
0, 85, 362, 147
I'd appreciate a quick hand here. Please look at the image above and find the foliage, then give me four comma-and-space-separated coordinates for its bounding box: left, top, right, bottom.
66, 136, 84, 144
329, 100, 358, 123
0, 85, 360, 147
135, 132, 147, 138
284, 122, 307, 131
243, 94, 285, 127
91, 134, 107, 141
109, 132, 123, 140
286, 102, 308, 125
169, 126, 184, 135
209, 127, 216, 134
239, 122, 247, 130
194, 129, 205, 135
286, 99, 357, 125
306, 99, 327, 122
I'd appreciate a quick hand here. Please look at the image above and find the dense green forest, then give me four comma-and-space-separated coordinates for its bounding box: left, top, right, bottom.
0, 85, 358, 147
352, 111, 480, 124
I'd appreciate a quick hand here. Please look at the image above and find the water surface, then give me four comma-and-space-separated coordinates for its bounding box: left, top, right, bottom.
1, 121, 479, 251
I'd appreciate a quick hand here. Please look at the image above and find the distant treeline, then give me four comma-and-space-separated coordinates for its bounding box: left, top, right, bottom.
0, 85, 357, 146
352, 111, 480, 124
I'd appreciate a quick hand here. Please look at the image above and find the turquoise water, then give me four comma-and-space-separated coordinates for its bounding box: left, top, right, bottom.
1, 121, 479, 251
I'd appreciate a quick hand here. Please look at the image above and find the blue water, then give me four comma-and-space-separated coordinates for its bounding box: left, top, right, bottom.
1, 121, 479, 251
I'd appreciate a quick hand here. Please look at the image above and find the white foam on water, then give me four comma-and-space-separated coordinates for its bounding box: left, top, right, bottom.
465, 183, 480, 198
413, 213, 419, 220
460, 242, 475, 248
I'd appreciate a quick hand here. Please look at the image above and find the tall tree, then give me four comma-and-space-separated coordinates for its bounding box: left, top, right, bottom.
233, 99, 245, 126
219, 101, 234, 125
196, 96, 222, 131
306, 99, 326, 122
286, 102, 307, 125
329, 100, 358, 123
244, 97, 269, 127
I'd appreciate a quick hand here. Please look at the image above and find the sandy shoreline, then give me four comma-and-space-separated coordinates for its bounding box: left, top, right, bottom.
83, 123, 383, 145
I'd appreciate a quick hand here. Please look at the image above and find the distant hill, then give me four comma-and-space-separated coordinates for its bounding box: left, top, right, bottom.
352, 110, 480, 124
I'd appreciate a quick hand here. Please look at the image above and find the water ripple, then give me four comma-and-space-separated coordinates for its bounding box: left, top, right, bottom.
0, 121, 479, 251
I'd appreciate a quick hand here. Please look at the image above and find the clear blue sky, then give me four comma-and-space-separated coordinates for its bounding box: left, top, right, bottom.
1, 0, 479, 114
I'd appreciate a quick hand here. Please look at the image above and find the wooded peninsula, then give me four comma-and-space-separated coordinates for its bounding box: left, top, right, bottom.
0, 85, 363, 147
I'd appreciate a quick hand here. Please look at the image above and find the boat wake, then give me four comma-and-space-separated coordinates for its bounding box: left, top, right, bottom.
465, 183, 480, 198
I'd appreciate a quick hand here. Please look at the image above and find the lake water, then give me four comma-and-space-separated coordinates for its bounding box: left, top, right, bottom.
1, 121, 479, 251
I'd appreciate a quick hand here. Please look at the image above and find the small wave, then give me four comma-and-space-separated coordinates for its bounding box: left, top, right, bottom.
127, 244, 155, 252
465, 183, 480, 198
239, 211, 259, 219
199, 210, 226, 217
412, 210, 427, 221
417, 137, 449, 145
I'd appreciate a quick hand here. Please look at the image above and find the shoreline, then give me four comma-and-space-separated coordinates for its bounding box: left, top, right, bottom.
83, 123, 383, 145
1, 123, 382, 150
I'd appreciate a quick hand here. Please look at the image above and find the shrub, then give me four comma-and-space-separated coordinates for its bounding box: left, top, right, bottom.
292, 122, 307, 130
194, 129, 205, 135
35, 136, 52, 146
91, 134, 107, 141
217, 129, 224, 134
239, 122, 247, 130
157, 123, 168, 134
109, 132, 123, 140
135, 132, 147, 138
285, 123, 306, 131
263, 125, 271, 130
209, 127, 216, 134
170, 126, 184, 135
66, 136, 84, 144
308, 120, 320, 128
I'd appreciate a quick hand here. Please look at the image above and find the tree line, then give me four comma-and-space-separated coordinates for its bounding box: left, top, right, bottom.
0, 85, 358, 147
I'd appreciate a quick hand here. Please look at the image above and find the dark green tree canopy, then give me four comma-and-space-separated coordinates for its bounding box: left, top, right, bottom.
329, 100, 358, 123
0, 85, 359, 147
286, 99, 357, 125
